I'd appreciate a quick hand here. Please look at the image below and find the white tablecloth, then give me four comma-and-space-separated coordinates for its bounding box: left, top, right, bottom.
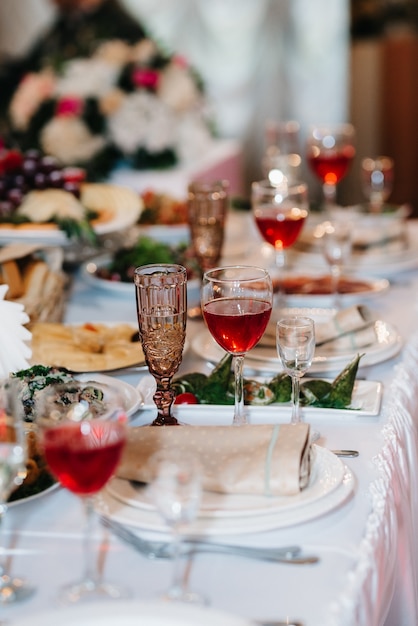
3, 215, 418, 626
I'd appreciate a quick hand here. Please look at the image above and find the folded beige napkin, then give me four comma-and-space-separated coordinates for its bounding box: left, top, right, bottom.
117, 423, 311, 497
261, 305, 375, 350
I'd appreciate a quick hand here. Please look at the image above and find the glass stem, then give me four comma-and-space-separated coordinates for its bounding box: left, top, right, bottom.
168, 526, 185, 599
330, 264, 341, 309
82, 496, 99, 588
291, 374, 301, 424
323, 182, 337, 209
233, 355, 247, 426
152, 378, 178, 426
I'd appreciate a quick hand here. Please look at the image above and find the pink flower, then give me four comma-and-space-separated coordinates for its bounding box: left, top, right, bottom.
131, 68, 159, 90
172, 55, 188, 69
56, 97, 84, 117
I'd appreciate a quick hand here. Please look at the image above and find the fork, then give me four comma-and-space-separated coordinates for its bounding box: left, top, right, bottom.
101, 516, 319, 564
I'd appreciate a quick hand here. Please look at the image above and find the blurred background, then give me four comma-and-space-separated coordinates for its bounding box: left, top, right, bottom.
0, 0, 416, 214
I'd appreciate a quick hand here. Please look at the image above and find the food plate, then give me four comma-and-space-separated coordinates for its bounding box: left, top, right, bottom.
11, 599, 252, 626
107, 445, 344, 518
81, 255, 199, 297
75, 373, 143, 417
191, 317, 402, 375
30, 321, 146, 373
97, 461, 355, 535
138, 223, 190, 245
8, 483, 59, 507
279, 274, 390, 307
137, 374, 383, 418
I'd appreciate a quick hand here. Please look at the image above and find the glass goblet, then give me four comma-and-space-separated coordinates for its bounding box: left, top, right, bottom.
148, 450, 205, 604
306, 123, 356, 209
0, 378, 35, 604
35, 380, 128, 605
134, 263, 187, 426
187, 180, 228, 319
276, 317, 315, 424
361, 156, 394, 213
262, 120, 302, 186
201, 265, 273, 426
321, 218, 352, 310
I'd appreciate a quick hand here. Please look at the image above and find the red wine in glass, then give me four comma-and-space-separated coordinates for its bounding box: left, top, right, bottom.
43, 420, 126, 495
306, 123, 355, 208
203, 297, 272, 354
201, 265, 273, 425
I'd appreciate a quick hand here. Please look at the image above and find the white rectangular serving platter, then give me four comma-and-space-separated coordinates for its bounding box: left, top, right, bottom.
137, 375, 383, 420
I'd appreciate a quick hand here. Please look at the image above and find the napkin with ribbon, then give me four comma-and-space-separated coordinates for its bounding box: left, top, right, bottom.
116, 423, 311, 497
261, 305, 376, 351
0, 284, 32, 377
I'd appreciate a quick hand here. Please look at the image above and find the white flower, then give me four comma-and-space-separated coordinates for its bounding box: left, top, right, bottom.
131, 39, 159, 64
54, 58, 119, 99
94, 40, 133, 67
158, 64, 201, 112
108, 92, 176, 154
40, 117, 106, 164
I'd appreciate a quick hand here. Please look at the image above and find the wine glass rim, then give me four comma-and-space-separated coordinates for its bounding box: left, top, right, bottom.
134, 264, 187, 277
277, 316, 315, 328
252, 179, 308, 193
202, 264, 270, 282
308, 122, 355, 135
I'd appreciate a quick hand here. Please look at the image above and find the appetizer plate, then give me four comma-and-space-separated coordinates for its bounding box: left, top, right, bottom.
107, 445, 345, 518
12, 600, 252, 626
8, 482, 59, 507
97, 465, 355, 535
81, 255, 199, 297
75, 373, 143, 418
137, 374, 383, 418
0, 206, 140, 246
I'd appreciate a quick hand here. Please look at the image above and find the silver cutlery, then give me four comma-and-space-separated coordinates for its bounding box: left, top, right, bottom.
332, 449, 359, 458
256, 621, 303, 626
101, 517, 319, 564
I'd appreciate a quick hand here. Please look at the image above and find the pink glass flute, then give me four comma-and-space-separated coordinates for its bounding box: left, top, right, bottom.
134, 264, 187, 426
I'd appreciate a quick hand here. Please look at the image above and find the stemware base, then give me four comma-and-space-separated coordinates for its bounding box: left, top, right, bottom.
0, 574, 36, 604
56, 579, 131, 606
160, 587, 208, 605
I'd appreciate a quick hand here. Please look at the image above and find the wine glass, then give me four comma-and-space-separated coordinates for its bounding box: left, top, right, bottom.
262, 120, 302, 185
134, 263, 187, 426
34, 380, 128, 605
321, 218, 352, 310
187, 180, 228, 320
0, 378, 35, 604
252, 180, 309, 303
201, 265, 273, 426
147, 450, 205, 604
306, 123, 356, 209
361, 156, 394, 213
276, 317, 315, 424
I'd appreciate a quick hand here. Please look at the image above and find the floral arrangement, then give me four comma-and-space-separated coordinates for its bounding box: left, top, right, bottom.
7, 39, 214, 180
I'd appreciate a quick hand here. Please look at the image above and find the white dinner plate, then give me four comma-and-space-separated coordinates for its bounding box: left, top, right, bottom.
96, 465, 355, 536
191, 318, 402, 375
75, 373, 143, 417
289, 212, 418, 277
137, 374, 383, 418
138, 223, 190, 245
0, 205, 140, 246
107, 445, 344, 518
81, 254, 199, 297
11, 599, 251, 626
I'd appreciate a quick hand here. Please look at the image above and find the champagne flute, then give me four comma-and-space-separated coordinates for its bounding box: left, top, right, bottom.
35, 380, 128, 605
276, 317, 315, 424
148, 450, 205, 604
0, 378, 35, 604
262, 120, 302, 185
187, 180, 228, 319
306, 123, 356, 209
201, 265, 273, 426
361, 156, 394, 213
134, 263, 187, 426
321, 218, 352, 310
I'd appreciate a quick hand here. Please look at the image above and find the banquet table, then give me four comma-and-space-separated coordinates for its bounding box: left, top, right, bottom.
3, 211, 418, 626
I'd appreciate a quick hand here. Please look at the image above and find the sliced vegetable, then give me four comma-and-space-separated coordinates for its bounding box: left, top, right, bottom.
174, 392, 199, 405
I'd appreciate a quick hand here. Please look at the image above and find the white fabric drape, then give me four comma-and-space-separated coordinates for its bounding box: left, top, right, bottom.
0, 0, 350, 188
